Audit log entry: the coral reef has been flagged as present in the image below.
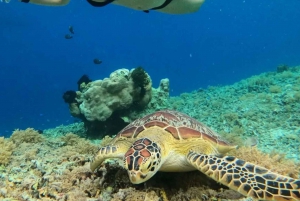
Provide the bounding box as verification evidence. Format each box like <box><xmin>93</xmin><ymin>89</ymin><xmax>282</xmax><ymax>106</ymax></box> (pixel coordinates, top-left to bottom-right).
<box><xmin>43</xmin><ymin>122</ymin><xmax>86</xmax><ymax>138</ymax></box>
<box><xmin>77</xmin><ymin>74</ymin><xmax>92</xmax><ymax>91</ymax></box>
<box><xmin>130</xmin><ymin>66</ymin><xmax>151</xmax><ymax>98</ymax></box>
<box><xmin>59</xmin><ymin>133</ymin><xmax>98</xmax><ymax>154</ymax></box>
<box><xmin>231</xmin><ymin>146</ymin><xmax>299</xmax><ymax>178</ymax></box>
<box><xmin>0</xmin><ymin>137</ymin><xmax>15</xmax><ymax>166</ymax></box>
<box><xmin>62</xmin><ymin>90</ymin><xmax>77</xmax><ymax>104</ymax></box>
<box><xmin>277</xmin><ymin>64</ymin><xmax>289</xmax><ymax>73</ymax></box>
<box><xmin>0</xmin><ymin>129</ymin><xmax>298</xmax><ymax>200</ymax></box>
<box><xmin>10</xmin><ymin>128</ymin><xmax>44</xmax><ymax>146</ymax></box>
<box><xmin>76</xmin><ymin>68</ymin><xmax>152</xmax><ymax>122</ymax></box>
<box><xmin>62</xmin><ymin>68</ymin><xmax>170</xmax><ymax>138</ymax></box>
<box><xmin>62</xmin><ymin>68</ymin><xmax>153</xmax><ymax>138</ymax></box>
<box><xmin>0</xmin><ymin>130</ymin><xmax>104</xmax><ymax>200</ymax></box>
<box><xmin>2</xmin><ymin>65</ymin><xmax>300</xmax><ymax>200</ymax></box>
<box><xmin>123</xmin><ymin>78</ymin><xmax>171</xmax><ymax>122</ymax></box>
<box><xmin>169</xmin><ymin>65</ymin><xmax>300</xmax><ymax>162</ymax></box>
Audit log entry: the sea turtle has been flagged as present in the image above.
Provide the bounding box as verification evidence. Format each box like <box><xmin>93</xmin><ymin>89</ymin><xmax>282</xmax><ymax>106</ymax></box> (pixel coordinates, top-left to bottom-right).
<box><xmin>90</xmin><ymin>110</ymin><xmax>300</xmax><ymax>201</ymax></box>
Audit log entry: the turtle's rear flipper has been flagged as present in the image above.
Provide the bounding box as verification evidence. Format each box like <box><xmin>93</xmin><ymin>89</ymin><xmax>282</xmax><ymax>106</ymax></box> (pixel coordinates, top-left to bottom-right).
<box><xmin>187</xmin><ymin>151</ymin><xmax>300</xmax><ymax>201</ymax></box>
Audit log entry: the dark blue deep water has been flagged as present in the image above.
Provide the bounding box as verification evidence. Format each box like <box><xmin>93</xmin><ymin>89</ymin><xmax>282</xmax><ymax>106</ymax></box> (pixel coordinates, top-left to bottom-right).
<box><xmin>1</xmin><ymin>0</ymin><xmax>300</xmax><ymax>136</ymax></box>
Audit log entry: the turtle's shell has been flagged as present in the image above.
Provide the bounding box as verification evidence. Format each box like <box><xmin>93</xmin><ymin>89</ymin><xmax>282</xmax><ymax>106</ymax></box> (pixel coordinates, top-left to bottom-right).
<box><xmin>117</xmin><ymin>110</ymin><xmax>230</xmax><ymax>146</ymax></box>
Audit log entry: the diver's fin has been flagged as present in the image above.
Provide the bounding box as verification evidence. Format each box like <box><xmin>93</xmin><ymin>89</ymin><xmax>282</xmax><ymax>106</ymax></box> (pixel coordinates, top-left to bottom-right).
<box><xmin>87</xmin><ymin>0</ymin><xmax>114</xmax><ymax>7</ymax></box>
<box><xmin>150</xmin><ymin>0</ymin><xmax>173</xmax><ymax>11</ymax></box>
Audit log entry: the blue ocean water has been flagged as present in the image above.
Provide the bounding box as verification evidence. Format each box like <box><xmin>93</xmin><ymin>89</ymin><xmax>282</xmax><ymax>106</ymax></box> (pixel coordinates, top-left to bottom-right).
<box><xmin>0</xmin><ymin>0</ymin><xmax>300</xmax><ymax>137</ymax></box>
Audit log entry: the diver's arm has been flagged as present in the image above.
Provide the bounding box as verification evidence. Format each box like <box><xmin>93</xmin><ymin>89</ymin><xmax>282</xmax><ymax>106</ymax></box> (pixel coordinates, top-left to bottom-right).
<box><xmin>20</xmin><ymin>0</ymin><xmax>70</xmax><ymax>6</ymax></box>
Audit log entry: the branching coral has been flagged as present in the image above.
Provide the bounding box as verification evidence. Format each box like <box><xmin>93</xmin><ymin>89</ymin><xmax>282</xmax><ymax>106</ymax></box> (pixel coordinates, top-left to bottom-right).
<box><xmin>60</xmin><ymin>133</ymin><xmax>98</xmax><ymax>154</ymax></box>
<box><xmin>0</xmin><ymin>137</ymin><xmax>16</xmax><ymax>165</ymax></box>
<box><xmin>230</xmin><ymin>146</ymin><xmax>300</xmax><ymax>178</ymax></box>
<box><xmin>60</xmin><ymin>133</ymin><xmax>82</xmax><ymax>146</ymax></box>
<box><xmin>10</xmin><ymin>128</ymin><xmax>44</xmax><ymax>146</ymax></box>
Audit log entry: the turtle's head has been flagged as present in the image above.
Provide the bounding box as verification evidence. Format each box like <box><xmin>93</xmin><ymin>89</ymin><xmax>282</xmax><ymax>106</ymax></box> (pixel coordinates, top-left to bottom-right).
<box><xmin>124</xmin><ymin>138</ymin><xmax>162</xmax><ymax>184</ymax></box>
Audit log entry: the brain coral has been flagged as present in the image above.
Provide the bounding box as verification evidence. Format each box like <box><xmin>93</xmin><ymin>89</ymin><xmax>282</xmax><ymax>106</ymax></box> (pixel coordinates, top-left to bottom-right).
<box><xmin>75</xmin><ymin>68</ymin><xmax>152</xmax><ymax>121</ymax></box>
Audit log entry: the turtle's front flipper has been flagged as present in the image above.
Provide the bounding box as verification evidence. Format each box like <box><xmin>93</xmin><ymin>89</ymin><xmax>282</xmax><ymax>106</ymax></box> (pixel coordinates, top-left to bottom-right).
<box><xmin>90</xmin><ymin>145</ymin><xmax>123</xmax><ymax>172</ymax></box>
<box><xmin>187</xmin><ymin>151</ymin><xmax>300</xmax><ymax>201</ymax></box>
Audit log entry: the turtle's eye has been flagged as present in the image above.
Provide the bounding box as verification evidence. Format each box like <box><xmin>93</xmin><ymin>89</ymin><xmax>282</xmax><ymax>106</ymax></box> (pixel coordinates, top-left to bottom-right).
<box><xmin>140</xmin><ymin>158</ymin><xmax>152</xmax><ymax>173</ymax></box>
<box><xmin>147</xmin><ymin>162</ymin><xmax>152</xmax><ymax>169</ymax></box>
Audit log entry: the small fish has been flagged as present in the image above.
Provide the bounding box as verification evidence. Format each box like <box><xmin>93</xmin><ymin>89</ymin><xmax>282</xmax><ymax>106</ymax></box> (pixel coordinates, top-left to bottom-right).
<box><xmin>65</xmin><ymin>34</ymin><xmax>73</xmax><ymax>39</ymax></box>
<box><xmin>93</xmin><ymin>58</ymin><xmax>102</xmax><ymax>64</ymax></box>
<box><xmin>69</xmin><ymin>26</ymin><xmax>74</xmax><ymax>34</ymax></box>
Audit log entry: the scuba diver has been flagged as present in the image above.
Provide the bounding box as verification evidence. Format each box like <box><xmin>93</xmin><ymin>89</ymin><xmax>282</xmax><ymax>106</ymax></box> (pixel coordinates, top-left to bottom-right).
<box><xmin>19</xmin><ymin>0</ymin><xmax>205</xmax><ymax>14</ymax></box>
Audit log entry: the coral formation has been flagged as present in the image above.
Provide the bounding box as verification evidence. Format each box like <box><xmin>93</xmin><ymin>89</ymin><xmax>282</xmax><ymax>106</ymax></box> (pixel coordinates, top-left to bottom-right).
<box><xmin>2</xmin><ymin>65</ymin><xmax>300</xmax><ymax>200</ymax></box>
<box><xmin>10</xmin><ymin>128</ymin><xmax>44</xmax><ymax>146</ymax></box>
<box><xmin>1</xmin><ymin>128</ymin><xmax>298</xmax><ymax>200</ymax></box>
<box><xmin>0</xmin><ymin>134</ymin><xmax>99</xmax><ymax>200</ymax></box>
<box><xmin>0</xmin><ymin>137</ymin><xmax>15</xmax><ymax>165</ymax></box>
<box><xmin>62</xmin><ymin>68</ymin><xmax>154</xmax><ymax>128</ymax></box>
<box><xmin>59</xmin><ymin>133</ymin><xmax>98</xmax><ymax>154</ymax></box>
<box><xmin>62</xmin><ymin>90</ymin><xmax>77</xmax><ymax>104</ymax></box>
<box><xmin>130</xmin><ymin>66</ymin><xmax>150</xmax><ymax>98</ymax></box>
<box><xmin>277</xmin><ymin>64</ymin><xmax>289</xmax><ymax>73</ymax></box>
<box><xmin>231</xmin><ymin>146</ymin><xmax>299</xmax><ymax>178</ymax></box>
<box><xmin>77</xmin><ymin>74</ymin><xmax>92</xmax><ymax>90</ymax></box>
<box><xmin>43</xmin><ymin>122</ymin><xmax>86</xmax><ymax>138</ymax></box>
<box><xmin>123</xmin><ymin>78</ymin><xmax>170</xmax><ymax>122</ymax></box>
<box><xmin>169</xmin><ymin>65</ymin><xmax>300</xmax><ymax>162</ymax></box>
<box><xmin>269</xmin><ymin>85</ymin><xmax>282</xmax><ymax>93</ymax></box>
<box><xmin>75</xmin><ymin>68</ymin><xmax>152</xmax><ymax>122</ymax></box>
<box><xmin>62</xmin><ymin>68</ymin><xmax>170</xmax><ymax>138</ymax></box>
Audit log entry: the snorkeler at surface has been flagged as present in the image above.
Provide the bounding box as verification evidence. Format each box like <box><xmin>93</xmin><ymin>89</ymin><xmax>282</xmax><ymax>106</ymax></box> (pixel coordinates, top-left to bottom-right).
<box><xmin>19</xmin><ymin>0</ymin><xmax>205</xmax><ymax>14</ymax></box>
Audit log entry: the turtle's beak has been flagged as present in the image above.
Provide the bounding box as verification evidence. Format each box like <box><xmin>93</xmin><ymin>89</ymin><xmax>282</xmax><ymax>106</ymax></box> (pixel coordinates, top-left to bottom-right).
<box><xmin>128</xmin><ymin>171</ymin><xmax>147</xmax><ymax>184</ymax></box>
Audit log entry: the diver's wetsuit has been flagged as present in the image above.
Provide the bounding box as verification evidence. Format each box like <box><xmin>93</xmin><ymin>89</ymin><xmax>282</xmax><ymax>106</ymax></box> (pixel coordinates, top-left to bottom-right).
<box><xmin>20</xmin><ymin>0</ymin><xmax>173</xmax><ymax>13</ymax></box>
<box><xmin>86</xmin><ymin>0</ymin><xmax>114</xmax><ymax>7</ymax></box>
<box><xmin>86</xmin><ymin>0</ymin><xmax>173</xmax><ymax>13</ymax></box>
<box><xmin>20</xmin><ymin>0</ymin><xmax>204</xmax><ymax>14</ymax></box>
